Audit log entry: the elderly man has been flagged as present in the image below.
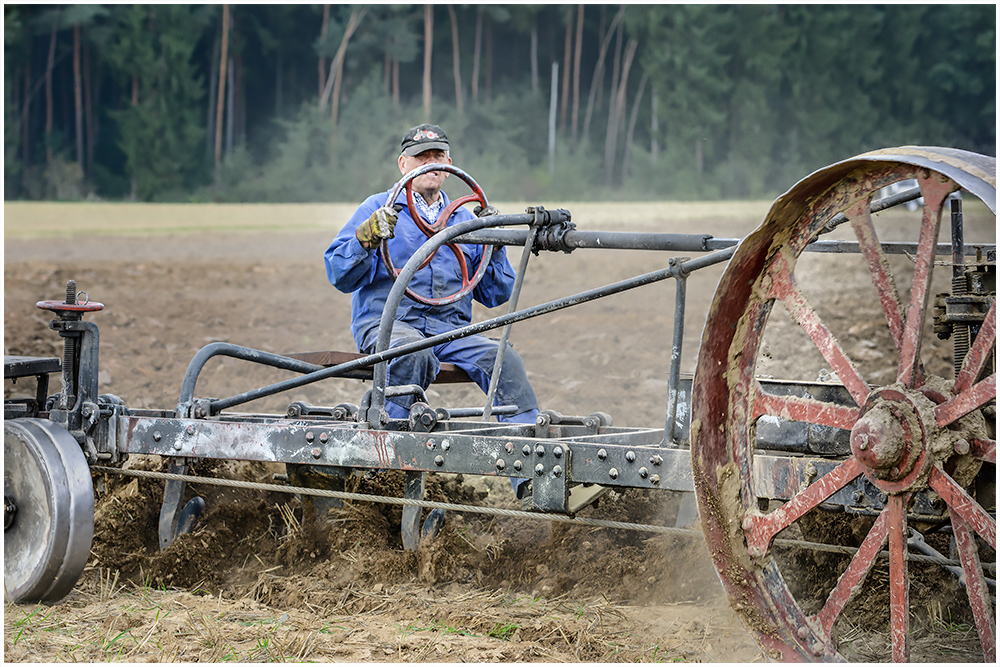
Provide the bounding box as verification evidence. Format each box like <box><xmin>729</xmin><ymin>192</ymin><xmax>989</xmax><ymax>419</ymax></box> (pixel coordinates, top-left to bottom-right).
<box><xmin>324</xmin><ymin>124</ymin><xmax>538</xmax><ymax>495</ymax></box>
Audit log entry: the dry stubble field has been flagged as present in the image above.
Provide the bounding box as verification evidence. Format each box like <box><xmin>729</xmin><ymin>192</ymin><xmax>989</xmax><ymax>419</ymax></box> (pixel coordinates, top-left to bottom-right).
<box><xmin>3</xmin><ymin>195</ymin><xmax>992</xmax><ymax>662</ymax></box>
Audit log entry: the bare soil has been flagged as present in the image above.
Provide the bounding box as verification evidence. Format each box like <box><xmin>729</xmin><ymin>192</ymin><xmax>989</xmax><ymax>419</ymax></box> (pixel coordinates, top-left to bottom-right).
<box><xmin>3</xmin><ymin>199</ymin><xmax>992</xmax><ymax>662</ymax></box>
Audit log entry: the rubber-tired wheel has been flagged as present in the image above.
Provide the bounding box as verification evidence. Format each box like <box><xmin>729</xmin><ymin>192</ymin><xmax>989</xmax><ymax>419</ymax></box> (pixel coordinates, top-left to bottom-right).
<box><xmin>4</xmin><ymin>418</ymin><xmax>94</xmax><ymax>603</ymax></box>
<box><xmin>691</xmin><ymin>147</ymin><xmax>996</xmax><ymax>662</ymax></box>
<box><xmin>380</xmin><ymin>163</ymin><xmax>494</xmax><ymax>306</ymax></box>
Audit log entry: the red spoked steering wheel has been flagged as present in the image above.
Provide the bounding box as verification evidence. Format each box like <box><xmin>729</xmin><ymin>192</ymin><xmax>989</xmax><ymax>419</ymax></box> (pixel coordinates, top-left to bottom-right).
<box><xmin>379</xmin><ymin>163</ymin><xmax>494</xmax><ymax>306</ymax></box>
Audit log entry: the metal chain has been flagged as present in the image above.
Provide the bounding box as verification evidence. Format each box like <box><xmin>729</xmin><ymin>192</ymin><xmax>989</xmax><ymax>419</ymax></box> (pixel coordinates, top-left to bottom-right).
<box><xmin>91</xmin><ymin>466</ymin><xmax>995</xmax><ymax>575</ymax></box>
<box><xmin>91</xmin><ymin>466</ymin><xmax>699</xmax><ymax>537</ymax></box>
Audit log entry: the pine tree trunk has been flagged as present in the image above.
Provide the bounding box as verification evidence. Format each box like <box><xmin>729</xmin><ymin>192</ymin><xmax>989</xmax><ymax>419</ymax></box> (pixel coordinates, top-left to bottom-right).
<box><xmin>83</xmin><ymin>30</ymin><xmax>95</xmax><ymax>180</ymax></box>
<box><xmin>471</xmin><ymin>8</ymin><xmax>482</xmax><ymax>102</ymax></box>
<box><xmin>485</xmin><ymin>16</ymin><xmax>493</xmax><ymax>100</ymax></box>
<box><xmin>226</xmin><ymin>57</ymin><xmax>235</xmax><ymax>158</ymax></box>
<box><xmin>559</xmin><ymin>14</ymin><xmax>572</xmax><ymax>133</ymax></box>
<box><xmin>73</xmin><ymin>24</ymin><xmax>84</xmax><ymax>172</ymax></box>
<box><xmin>22</xmin><ymin>58</ymin><xmax>31</xmax><ymax>176</ymax></box>
<box><xmin>448</xmin><ymin>5</ymin><xmax>463</xmax><ymax>114</ymax></box>
<box><xmin>530</xmin><ymin>27</ymin><xmax>538</xmax><ymax>94</ymax></box>
<box><xmin>321</xmin><ymin>8</ymin><xmax>365</xmax><ymax>121</ymax></box>
<box><xmin>392</xmin><ymin>58</ymin><xmax>400</xmax><ymax>106</ymax></box>
<box><xmin>319</xmin><ymin>4</ymin><xmax>330</xmax><ymax>98</ymax></box>
<box><xmin>570</xmin><ymin>4</ymin><xmax>584</xmax><ymax>146</ymax></box>
<box><xmin>215</xmin><ymin>4</ymin><xmax>230</xmax><ymax>178</ymax></box>
<box><xmin>423</xmin><ymin>4</ymin><xmax>433</xmax><ymax>121</ymax></box>
<box><xmin>206</xmin><ymin>52</ymin><xmax>217</xmax><ymax>159</ymax></box>
<box><xmin>45</xmin><ymin>18</ymin><xmax>57</xmax><ymax>166</ymax></box>
<box><xmin>650</xmin><ymin>88</ymin><xmax>659</xmax><ymax>166</ymax></box>
<box><xmin>275</xmin><ymin>51</ymin><xmax>282</xmax><ymax>117</ymax></box>
<box><xmin>622</xmin><ymin>71</ymin><xmax>648</xmax><ymax>182</ymax></box>
<box><xmin>604</xmin><ymin>38</ymin><xmax>637</xmax><ymax>187</ymax></box>
<box><xmin>582</xmin><ymin>7</ymin><xmax>623</xmax><ymax>147</ymax></box>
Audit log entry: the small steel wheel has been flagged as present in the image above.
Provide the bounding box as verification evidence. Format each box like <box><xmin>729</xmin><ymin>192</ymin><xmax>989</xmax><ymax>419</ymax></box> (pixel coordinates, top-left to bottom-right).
<box><xmin>4</xmin><ymin>418</ymin><xmax>94</xmax><ymax>603</ymax></box>
<box><xmin>691</xmin><ymin>147</ymin><xmax>995</xmax><ymax>661</ymax></box>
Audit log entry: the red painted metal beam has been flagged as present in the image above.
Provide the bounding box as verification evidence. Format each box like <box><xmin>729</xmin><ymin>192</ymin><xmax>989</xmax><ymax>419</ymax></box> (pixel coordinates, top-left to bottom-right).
<box><xmin>752</xmin><ymin>383</ymin><xmax>860</xmax><ymax>429</ymax></box>
<box><xmin>744</xmin><ymin>457</ymin><xmax>863</xmax><ymax>557</ymax></box>
<box><xmin>928</xmin><ymin>466</ymin><xmax>997</xmax><ymax>550</ymax></box>
<box><xmin>813</xmin><ymin>508</ymin><xmax>891</xmax><ymax>636</ymax></box>
<box><xmin>934</xmin><ymin>374</ymin><xmax>996</xmax><ymax>427</ymax></box>
<box><xmin>953</xmin><ymin>299</ymin><xmax>996</xmax><ymax>395</ymax></box>
<box><xmin>971</xmin><ymin>438</ymin><xmax>996</xmax><ymax>464</ymax></box>
<box><xmin>887</xmin><ymin>495</ymin><xmax>910</xmax><ymax>663</ymax></box>
<box><xmin>953</xmin><ymin>513</ymin><xmax>997</xmax><ymax>662</ymax></box>
<box><xmin>849</xmin><ymin>203</ymin><xmax>907</xmax><ymax>356</ymax></box>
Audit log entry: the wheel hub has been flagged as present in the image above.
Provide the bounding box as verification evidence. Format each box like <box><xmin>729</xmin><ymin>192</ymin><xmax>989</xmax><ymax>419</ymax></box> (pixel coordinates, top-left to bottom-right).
<box><xmin>851</xmin><ymin>388</ymin><xmax>925</xmax><ymax>484</ymax></box>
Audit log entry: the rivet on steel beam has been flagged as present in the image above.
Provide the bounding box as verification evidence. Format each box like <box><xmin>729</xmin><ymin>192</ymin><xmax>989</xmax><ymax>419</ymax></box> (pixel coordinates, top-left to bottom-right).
<box><xmin>597</xmin><ymin>448</ymin><xmax>607</xmax><ymax>461</ymax></box>
<box><xmin>496</xmin><ymin>459</ymin><xmax>506</xmax><ymax>471</ymax></box>
<box><xmin>650</xmin><ymin>455</ymin><xmax>663</xmax><ymax>466</ymax></box>
<box><xmin>305</xmin><ymin>431</ymin><xmax>315</xmax><ymax>443</ymax></box>
<box><xmin>608</xmin><ymin>468</ymin><xmax>619</xmax><ymax>480</ymax></box>
<box><xmin>173</xmin><ymin>439</ymin><xmax>182</xmax><ymax>451</ymax></box>
<box><xmin>553</xmin><ymin>446</ymin><xmax>563</xmax><ymax>458</ymax></box>
<box><xmin>185</xmin><ymin>424</ymin><xmax>195</xmax><ymax>436</ymax></box>
<box><xmin>534</xmin><ymin>463</ymin><xmax>544</xmax><ymax>476</ymax></box>
<box><xmin>650</xmin><ymin>474</ymin><xmax>660</xmax><ymax>485</ymax></box>
<box><xmin>434</xmin><ymin>455</ymin><xmax>444</xmax><ymax>467</ymax></box>
<box><xmin>638</xmin><ymin>467</ymin><xmax>648</xmax><ymax>479</ymax></box>
<box><xmin>505</xmin><ymin>442</ymin><xmax>514</xmax><ymax>454</ymax></box>
<box><xmin>311</xmin><ymin>448</ymin><xmax>322</xmax><ymax>459</ymax></box>
<box><xmin>625</xmin><ymin>451</ymin><xmax>636</xmax><ymax>463</ymax></box>
<box><xmin>535</xmin><ymin>444</ymin><xmax>545</xmax><ymax>456</ymax></box>
<box><xmin>426</xmin><ymin>439</ymin><xmax>435</xmax><ymax>450</ymax></box>
<box><xmin>522</xmin><ymin>444</ymin><xmax>532</xmax><ymax>457</ymax></box>
<box><xmin>552</xmin><ymin>465</ymin><xmax>562</xmax><ymax>477</ymax></box>
<box><xmin>153</xmin><ymin>431</ymin><xmax>162</xmax><ymax>442</ymax></box>
<box><xmin>513</xmin><ymin>460</ymin><xmax>523</xmax><ymax>472</ymax></box>
<box><xmin>319</xmin><ymin>432</ymin><xmax>329</xmax><ymax>444</ymax></box>
<box><xmin>441</xmin><ymin>439</ymin><xmax>451</xmax><ymax>451</ymax></box>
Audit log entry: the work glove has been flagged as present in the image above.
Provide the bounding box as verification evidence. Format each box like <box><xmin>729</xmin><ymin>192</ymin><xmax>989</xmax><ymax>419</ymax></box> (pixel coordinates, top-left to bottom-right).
<box><xmin>474</xmin><ymin>204</ymin><xmax>499</xmax><ymax>217</ymax></box>
<box><xmin>355</xmin><ymin>205</ymin><xmax>398</xmax><ymax>248</ymax></box>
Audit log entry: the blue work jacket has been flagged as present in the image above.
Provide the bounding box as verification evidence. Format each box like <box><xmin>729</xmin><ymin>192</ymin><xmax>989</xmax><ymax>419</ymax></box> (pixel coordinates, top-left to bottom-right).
<box><xmin>324</xmin><ymin>188</ymin><xmax>517</xmax><ymax>350</ymax></box>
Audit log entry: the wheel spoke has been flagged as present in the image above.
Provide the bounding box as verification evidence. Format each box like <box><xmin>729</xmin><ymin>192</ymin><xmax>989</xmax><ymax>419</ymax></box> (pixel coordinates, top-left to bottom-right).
<box><xmin>896</xmin><ymin>178</ymin><xmax>953</xmax><ymax>388</ymax></box>
<box><xmin>813</xmin><ymin>508</ymin><xmax>891</xmax><ymax>636</ymax></box>
<box><xmin>952</xmin><ymin>513</ymin><xmax>997</xmax><ymax>662</ymax></box>
<box><xmin>934</xmin><ymin>374</ymin><xmax>996</xmax><ymax>427</ymax></box>
<box><xmin>886</xmin><ymin>494</ymin><xmax>910</xmax><ymax>662</ymax></box>
<box><xmin>766</xmin><ymin>254</ymin><xmax>871</xmax><ymax>406</ymax></box>
<box><xmin>848</xmin><ymin>202</ymin><xmax>907</xmax><ymax>354</ymax></box>
<box><xmin>954</xmin><ymin>299</ymin><xmax>996</xmax><ymax>395</ymax></box>
<box><xmin>744</xmin><ymin>457</ymin><xmax>863</xmax><ymax>557</ymax></box>
<box><xmin>970</xmin><ymin>438</ymin><xmax>996</xmax><ymax>464</ymax></box>
<box><xmin>928</xmin><ymin>466</ymin><xmax>997</xmax><ymax>549</ymax></box>
<box><xmin>752</xmin><ymin>382</ymin><xmax>860</xmax><ymax>429</ymax></box>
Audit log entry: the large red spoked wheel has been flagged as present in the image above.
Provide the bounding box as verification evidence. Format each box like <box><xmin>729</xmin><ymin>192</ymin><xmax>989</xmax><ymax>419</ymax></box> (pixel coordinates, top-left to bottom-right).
<box><xmin>380</xmin><ymin>163</ymin><xmax>494</xmax><ymax>306</ymax></box>
<box><xmin>691</xmin><ymin>147</ymin><xmax>996</xmax><ymax>661</ymax></box>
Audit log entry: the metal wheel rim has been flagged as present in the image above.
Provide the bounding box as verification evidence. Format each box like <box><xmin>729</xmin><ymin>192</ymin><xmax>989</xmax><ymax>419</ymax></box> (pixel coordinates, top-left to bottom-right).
<box><xmin>691</xmin><ymin>147</ymin><xmax>996</xmax><ymax>661</ymax></box>
<box><xmin>4</xmin><ymin>418</ymin><xmax>94</xmax><ymax>603</ymax></box>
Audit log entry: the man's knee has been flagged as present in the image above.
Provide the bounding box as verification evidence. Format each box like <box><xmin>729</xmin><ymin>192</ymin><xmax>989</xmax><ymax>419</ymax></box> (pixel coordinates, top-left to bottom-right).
<box><xmin>388</xmin><ymin>339</ymin><xmax>438</xmax><ymax>388</ymax></box>
<box><xmin>473</xmin><ymin>345</ymin><xmax>538</xmax><ymax>414</ymax></box>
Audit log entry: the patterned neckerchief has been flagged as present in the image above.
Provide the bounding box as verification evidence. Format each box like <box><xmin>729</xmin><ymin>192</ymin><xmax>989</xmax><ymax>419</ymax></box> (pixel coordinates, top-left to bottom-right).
<box><xmin>413</xmin><ymin>191</ymin><xmax>444</xmax><ymax>225</ymax></box>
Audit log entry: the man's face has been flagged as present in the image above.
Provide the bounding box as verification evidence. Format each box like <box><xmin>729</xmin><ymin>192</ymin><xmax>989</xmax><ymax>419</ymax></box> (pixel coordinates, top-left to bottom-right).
<box><xmin>398</xmin><ymin>149</ymin><xmax>451</xmax><ymax>200</ymax></box>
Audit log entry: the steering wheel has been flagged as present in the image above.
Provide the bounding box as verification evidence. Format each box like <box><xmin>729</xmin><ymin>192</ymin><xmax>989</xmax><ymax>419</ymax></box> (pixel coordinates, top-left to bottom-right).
<box><xmin>379</xmin><ymin>163</ymin><xmax>494</xmax><ymax>306</ymax></box>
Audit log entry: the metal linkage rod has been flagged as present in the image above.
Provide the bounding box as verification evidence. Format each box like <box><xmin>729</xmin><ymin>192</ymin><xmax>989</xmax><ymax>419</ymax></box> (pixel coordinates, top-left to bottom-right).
<box><xmin>91</xmin><ymin>466</ymin><xmax>698</xmax><ymax>537</ymax></box>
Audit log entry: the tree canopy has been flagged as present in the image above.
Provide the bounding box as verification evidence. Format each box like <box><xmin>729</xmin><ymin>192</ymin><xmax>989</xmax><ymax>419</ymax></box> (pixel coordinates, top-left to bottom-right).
<box><xmin>4</xmin><ymin>4</ymin><xmax>995</xmax><ymax>203</ymax></box>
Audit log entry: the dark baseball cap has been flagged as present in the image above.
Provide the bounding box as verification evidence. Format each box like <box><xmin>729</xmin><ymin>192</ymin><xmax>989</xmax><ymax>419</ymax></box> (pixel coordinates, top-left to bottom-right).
<box><xmin>400</xmin><ymin>124</ymin><xmax>450</xmax><ymax>156</ymax></box>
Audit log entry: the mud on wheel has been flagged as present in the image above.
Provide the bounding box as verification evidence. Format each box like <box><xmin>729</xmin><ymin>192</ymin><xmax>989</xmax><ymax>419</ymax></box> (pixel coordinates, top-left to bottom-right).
<box><xmin>691</xmin><ymin>147</ymin><xmax>996</xmax><ymax>661</ymax></box>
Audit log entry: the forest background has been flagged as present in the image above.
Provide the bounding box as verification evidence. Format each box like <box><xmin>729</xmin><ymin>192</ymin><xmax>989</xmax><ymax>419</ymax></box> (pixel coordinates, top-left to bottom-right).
<box><xmin>4</xmin><ymin>3</ymin><xmax>996</xmax><ymax>204</ymax></box>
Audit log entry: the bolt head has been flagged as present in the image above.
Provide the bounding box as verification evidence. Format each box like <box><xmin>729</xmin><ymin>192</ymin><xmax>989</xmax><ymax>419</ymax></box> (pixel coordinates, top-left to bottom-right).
<box><xmin>553</xmin><ymin>446</ymin><xmax>563</xmax><ymax>458</ymax></box>
<box><xmin>797</xmin><ymin>626</ymin><xmax>809</xmax><ymax>639</ymax></box>
<box><xmin>650</xmin><ymin>474</ymin><xmax>660</xmax><ymax>485</ymax></box>
<box><xmin>305</xmin><ymin>431</ymin><xmax>315</xmax><ymax>443</ymax></box>
<box><xmin>597</xmin><ymin>448</ymin><xmax>607</xmax><ymax>461</ymax></box>
<box><xmin>552</xmin><ymin>465</ymin><xmax>563</xmax><ymax>477</ymax></box>
<box><xmin>852</xmin><ymin>489</ymin><xmax>865</xmax><ymax>503</ymax></box>
<box><xmin>954</xmin><ymin>439</ymin><xmax>971</xmax><ymax>455</ymax></box>
<box><xmin>319</xmin><ymin>432</ymin><xmax>329</xmax><ymax>444</ymax></box>
<box><xmin>608</xmin><ymin>467</ymin><xmax>619</xmax><ymax>480</ymax></box>
<box><xmin>420</xmin><ymin>413</ymin><xmax>434</xmax><ymax>425</ymax></box>
<box><xmin>495</xmin><ymin>459</ymin><xmax>506</xmax><ymax>471</ymax></box>
<box><xmin>186</xmin><ymin>424</ymin><xmax>196</xmax><ymax>436</ymax></box>
<box><xmin>534</xmin><ymin>463</ymin><xmax>544</xmax><ymax>475</ymax></box>
<box><xmin>522</xmin><ymin>444</ymin><xmax>532</xmax><ymax>457</ymax></box>
<box><xmin>153</xmin><ymin>431</ymin><xmax>162</xmax><ymax>442</ymax></box>
<box><xmin>639</xmin><ymin>467</ymin><xmax>648</xmax><ymax>479</ymax></box>
<box><xmin>513</xmin><ymin>460</ymin><xmax>523</xmax><ymax>472</ymax></box>
<box><xmin>441</xmin><ymin>439</ymin><xmax>451</xmax><ymax>451</ymax></box>
<box><xmin>650</xmin><ymin>455</ymin><xmax>663</xmax><ymax>466</ymax></box>
<box><xmin>535</xmin><ymin>444</ymin><xmax>545</xmax><ymax>456</ymax></box>
<box><xmin>505</xmin><ymin>442</ymin><xmax>514</xmax><ymax>454</ymax></box>
<box><xmin>434</xmin><ymin>455</ymin><xmax>444</xmax><ymax>467</ymax></box>
<box><xmin>625</xmin><ymin>450</ymin><xmax>636</xmax><ymax>463</ymax></box>
<box><xmin>426</xmin><ymin>439</ymin><xmax>435</xmax><ymax>450</ymax></box>
<box><xmin>311</xmin><ymin>447</ymin><xmax>322</xmax><ymax>459</ymax></box>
